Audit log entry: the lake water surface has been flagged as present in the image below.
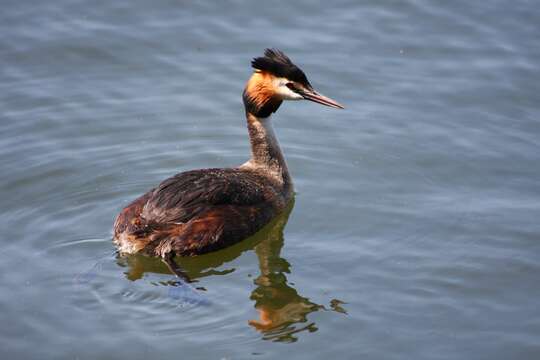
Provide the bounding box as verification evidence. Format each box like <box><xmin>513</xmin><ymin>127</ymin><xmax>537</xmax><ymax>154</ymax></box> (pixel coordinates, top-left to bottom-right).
<box><xmin>1</xmin><ymin>1</ymin><xmax>540</xmax><ymax>359</ymax></box>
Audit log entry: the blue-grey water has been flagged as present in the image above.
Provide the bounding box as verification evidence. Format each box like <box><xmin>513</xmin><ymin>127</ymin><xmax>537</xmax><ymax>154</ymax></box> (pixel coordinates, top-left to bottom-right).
<box><xmin>1</xmin><ymin>1</ymin><xmax>540</xmax><ymax>359</ymax></box>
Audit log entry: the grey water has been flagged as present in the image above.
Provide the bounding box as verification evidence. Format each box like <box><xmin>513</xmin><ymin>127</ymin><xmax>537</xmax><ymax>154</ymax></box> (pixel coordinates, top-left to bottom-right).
<box><xmin>1</xmin><ymin>1</ymin><xmax>540</xmax><ymax>359</ymax></box>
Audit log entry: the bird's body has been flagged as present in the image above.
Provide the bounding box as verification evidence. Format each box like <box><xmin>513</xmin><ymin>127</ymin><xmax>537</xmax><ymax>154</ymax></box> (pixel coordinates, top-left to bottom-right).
<box><xmin>114</xmin><ymin>167</ymin><xmax>287</xmax><ymax>257</ymax></box>
<box><xmin>113</xmin><ymin>49</ymin><xmax>342</xmax><ymax>278</ymax></box>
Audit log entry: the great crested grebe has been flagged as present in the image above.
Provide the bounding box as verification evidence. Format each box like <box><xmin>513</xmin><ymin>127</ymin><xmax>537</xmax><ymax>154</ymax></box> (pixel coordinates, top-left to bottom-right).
<box><xmin>113</xmin><ymin>49</ymin><xmax>343</xmax><ymax>280</ymax></box>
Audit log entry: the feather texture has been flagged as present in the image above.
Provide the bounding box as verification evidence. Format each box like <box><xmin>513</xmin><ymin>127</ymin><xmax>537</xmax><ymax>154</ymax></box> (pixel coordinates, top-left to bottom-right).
<box><xmin>113</xmin><ymin>168</ymin><xmax>287</xmax><ymax>257</ymax></box>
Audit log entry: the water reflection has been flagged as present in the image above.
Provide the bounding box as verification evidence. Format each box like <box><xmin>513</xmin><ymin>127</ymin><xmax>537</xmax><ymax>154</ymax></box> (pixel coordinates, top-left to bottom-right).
<box><xmin>249</xmin><ymin>200</ymin><xmax>340</xmax><ymax>342</ymax></box>
<box><xmin>116</xmin><ymin>198</ymin><xmax>346</xmax><ymax>341</ymax></box>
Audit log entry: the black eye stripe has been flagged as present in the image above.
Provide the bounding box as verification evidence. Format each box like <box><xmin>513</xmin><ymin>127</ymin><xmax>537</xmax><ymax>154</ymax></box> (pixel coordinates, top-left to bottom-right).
<box><xmin>286</xmin><ymin>82</ymin><xmax>306</xmax><ymax>95</ymax></box>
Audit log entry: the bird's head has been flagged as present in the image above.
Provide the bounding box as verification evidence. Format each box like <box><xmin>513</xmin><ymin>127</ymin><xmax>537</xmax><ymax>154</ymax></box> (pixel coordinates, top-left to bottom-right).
<box><xmin>243</xmin><ymin>49</ymin><xmax>344</xmax><ymax>118</ymax></box>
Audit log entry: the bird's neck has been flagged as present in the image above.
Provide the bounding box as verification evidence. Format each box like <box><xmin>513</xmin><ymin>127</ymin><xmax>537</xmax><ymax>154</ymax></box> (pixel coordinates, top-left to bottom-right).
<box><xmin>242</xmin><ymin>112</ymin><xmax>292</xmax><ymax>191</ymax></box>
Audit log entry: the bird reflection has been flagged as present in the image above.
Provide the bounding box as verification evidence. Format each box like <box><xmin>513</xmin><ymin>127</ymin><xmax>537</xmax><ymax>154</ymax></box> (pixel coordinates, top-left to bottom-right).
<box><xmin>116</xmin><ymin>197</ymin><xmax>346</xmax><ymax>342</ymax></box>
<box><xmin>248</xmin><ymin>200</ymin><xmax>333</xmax><ymax>342</ymax></box>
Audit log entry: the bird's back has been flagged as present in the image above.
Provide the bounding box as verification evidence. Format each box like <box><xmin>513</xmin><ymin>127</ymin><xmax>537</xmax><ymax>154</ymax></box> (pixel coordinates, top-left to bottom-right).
<box><xmin>113</xmin><ymin>168</ymin><xmax>288</xmax><ymax>257</ymax></box>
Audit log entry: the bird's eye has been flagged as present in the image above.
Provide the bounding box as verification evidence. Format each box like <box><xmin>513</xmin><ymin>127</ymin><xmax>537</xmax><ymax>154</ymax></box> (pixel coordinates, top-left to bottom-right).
<box><xmin>286</xmin><ymin>82</ymin><xmax>296</xmax><ymax>91</ymax></box>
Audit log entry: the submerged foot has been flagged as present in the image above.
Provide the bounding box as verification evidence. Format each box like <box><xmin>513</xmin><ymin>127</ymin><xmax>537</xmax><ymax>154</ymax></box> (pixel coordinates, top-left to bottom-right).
<box><xmin>162</xmin><ymin>253</ymin><xmax>196</xmax><ymax>283</ymax></box>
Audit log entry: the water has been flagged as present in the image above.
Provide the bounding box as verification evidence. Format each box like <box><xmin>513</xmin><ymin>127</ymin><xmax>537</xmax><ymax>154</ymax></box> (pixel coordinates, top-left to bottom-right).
<box><xmin>1</xmin><ymin>1</ymin><xmax>539</xmax><ymax>359</ymax></box>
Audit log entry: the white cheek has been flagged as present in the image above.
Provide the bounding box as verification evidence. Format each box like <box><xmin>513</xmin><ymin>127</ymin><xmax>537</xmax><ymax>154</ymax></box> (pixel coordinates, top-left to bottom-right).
<box><xmin>273</xmin><ymin>78</ymin><xmax>304</xmax><ymax>101</ymax></box>
<box><xmin>279</xmin><ymin>87</ymin><xmax>303</xmax><ymax>100</ymax></box>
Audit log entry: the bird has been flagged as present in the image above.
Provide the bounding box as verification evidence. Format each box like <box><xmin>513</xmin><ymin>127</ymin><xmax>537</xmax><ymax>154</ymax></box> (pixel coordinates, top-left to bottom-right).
<box><xmin>113</xmin><ymin>49</ymin><xmax>343</xmax><ymax>281</ymax></box>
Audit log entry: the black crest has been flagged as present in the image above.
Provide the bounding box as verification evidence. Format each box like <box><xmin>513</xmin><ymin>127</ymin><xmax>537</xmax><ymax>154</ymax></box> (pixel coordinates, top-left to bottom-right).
<box><xmin>251</xmin><ymin>49</ymin><xmax>312</xmax><ymax>88</ymax></box>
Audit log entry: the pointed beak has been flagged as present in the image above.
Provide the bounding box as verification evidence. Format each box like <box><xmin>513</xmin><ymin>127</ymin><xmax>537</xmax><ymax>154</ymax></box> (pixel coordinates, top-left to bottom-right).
<box><xmin>301</xmin><ymin>88</ymin><xmax>344</xmax><ymax>109</ymax></box>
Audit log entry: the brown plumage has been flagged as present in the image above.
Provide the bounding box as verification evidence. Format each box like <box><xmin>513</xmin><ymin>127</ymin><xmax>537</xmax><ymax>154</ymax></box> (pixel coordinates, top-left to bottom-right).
<box><xmin>113</xmin><ymin>49</ymin><xmax>343</xmax><ymax>279</ymax></box>
<box><xmin>114</xmin><ymin>168</ymin><xmax>287</xmax><ymax>257</ymax></box>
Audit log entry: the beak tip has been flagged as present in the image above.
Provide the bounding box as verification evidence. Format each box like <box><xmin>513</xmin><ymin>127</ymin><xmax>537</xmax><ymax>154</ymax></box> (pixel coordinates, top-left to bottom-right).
<box><xmin>328</xmin><ymin>101</ymin><xmax>345</xmax><ymax>110</ymax></box>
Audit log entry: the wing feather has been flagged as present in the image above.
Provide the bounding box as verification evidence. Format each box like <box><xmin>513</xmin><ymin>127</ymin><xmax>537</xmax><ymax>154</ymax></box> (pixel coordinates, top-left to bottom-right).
<box><xmin>140</xmin><ymin>168</ymin><xmax>270</xmax><ymax>224</ymax></box>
